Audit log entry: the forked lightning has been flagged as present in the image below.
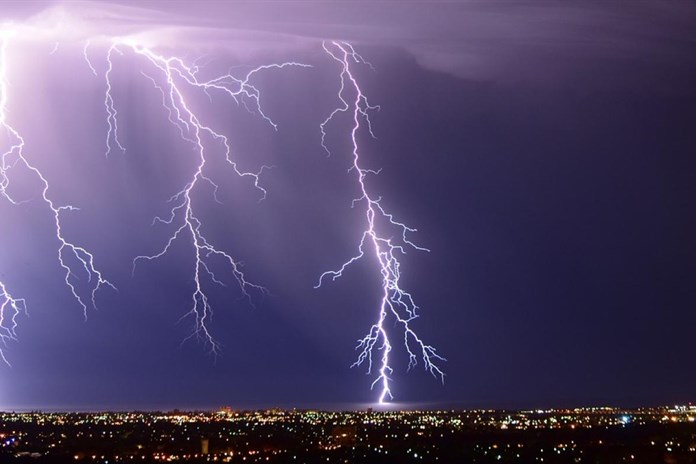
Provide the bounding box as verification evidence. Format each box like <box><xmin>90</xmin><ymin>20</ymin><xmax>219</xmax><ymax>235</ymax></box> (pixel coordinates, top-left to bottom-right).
<box><xmin>0</xmin><ymin>27</ymin><xmax>115</xmax><ymax>365</ymax></box>
<box><xmin>95</xmin><ymin>39</ymin><xmax>309</xmax><ymax>353</ymax></box>
<box><xmin>318</xmin><ymin>41</ymin><xmax>445</xmax><ymax>403</ymax></box>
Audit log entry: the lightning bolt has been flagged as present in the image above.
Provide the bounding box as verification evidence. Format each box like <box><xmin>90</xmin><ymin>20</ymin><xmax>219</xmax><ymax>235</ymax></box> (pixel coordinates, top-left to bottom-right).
<box><xmin>317</xmin><ymin>41</ymin><xmax>445</xmax><ymax>403</ymax></box>
<box><xmin>0</xmin><ymin>280</ymin><xmax>26</xmax><ymax>366</ymax></box>
<box><xmin>0</xmin><ymin>27</ymin><xmax>115</xmax><ymax>365</ymax></box>
<box><xmin>2</xmin><ymin>20</ymin><xmax>444</xmax><ymax>393</ymax></box>
<box><xmin>94</xmin><ymin>39</ymin><xmax>310</xmax><ymax>353</ymax></box>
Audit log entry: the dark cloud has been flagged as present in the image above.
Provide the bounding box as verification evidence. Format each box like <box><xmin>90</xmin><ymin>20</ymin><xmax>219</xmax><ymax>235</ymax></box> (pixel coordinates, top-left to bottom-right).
<box><xmin>0</xmin><ymin>1</ymin><xmax>695</xmax><ymax>409</ymax></box>
<box><xmin>99</xmin><ymin>0</ymin><xmax>696</xmax><ymax>89</ymax></box>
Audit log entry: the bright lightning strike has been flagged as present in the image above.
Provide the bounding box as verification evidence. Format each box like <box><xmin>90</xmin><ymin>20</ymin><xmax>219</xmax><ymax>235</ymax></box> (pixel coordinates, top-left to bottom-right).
<box><xmin>2</xmin><ymin>18</ymin><xmax>446</xmax><ymax>400</ymax></box>
<box><xmin>317</xmin><ymin>41</ymin><xmax>445</xmax><ymax>403</ymax></box>
<box><xmin>0</xmin><ymin>28</ymin><xmax>115</xmax><ymax>365</ymax></box>
<box><xmin>0</xmin><ymin>280</ymin><xmax>26</xmax><ymax>366</ymax></box>
<box><xmin>95</xmin><ymin>39</ymin><xmax>310</xmax><ymax>353</ymax></box>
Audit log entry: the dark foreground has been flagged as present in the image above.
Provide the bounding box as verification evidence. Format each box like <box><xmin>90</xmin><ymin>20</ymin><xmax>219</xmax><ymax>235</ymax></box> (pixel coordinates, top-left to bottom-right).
<box><xmin>1</xmin><ymin>406</ymin><xmax>695</xmax><ymax>463</ymax></box>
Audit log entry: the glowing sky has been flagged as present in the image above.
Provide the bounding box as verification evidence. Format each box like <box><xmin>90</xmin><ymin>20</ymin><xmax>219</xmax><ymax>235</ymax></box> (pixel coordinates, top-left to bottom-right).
<box><xmin>0</xmin><ymin>1</ymin><xmax>695</xmax><ymax>410</ymax></box>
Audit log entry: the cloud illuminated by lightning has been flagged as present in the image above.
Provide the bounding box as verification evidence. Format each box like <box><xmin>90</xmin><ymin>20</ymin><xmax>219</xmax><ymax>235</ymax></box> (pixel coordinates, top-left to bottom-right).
<box><xmin>1</xmin><ymin>7</ymin><xmax>446</xmax><ymax>403</ymax></box>
<box><xmin>317</xmin><ymin>41</ymin><xmax>445</xmax><ymax>403</ymax></box>
<box><xmin>93</xmin><ymin>38</ymin><xmax>310</xmax><ymax>353</ymax></box>
<box><xmin>0</xmin><ymin>26</ymin><xmax>116</xmax><ymax>365</ymax></box>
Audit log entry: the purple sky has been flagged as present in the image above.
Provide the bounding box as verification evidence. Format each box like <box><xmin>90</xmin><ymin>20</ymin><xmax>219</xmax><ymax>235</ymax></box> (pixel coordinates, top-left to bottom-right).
<box><xmin>0</xmin><ymin>1</ymin><xmax>695</xmax><ymax>410</ymax></box>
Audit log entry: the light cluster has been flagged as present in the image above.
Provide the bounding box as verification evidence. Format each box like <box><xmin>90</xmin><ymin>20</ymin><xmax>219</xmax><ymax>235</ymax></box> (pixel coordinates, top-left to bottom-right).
<box><xmin>3</xmin><ymin>406</ymin><xmax>696</xmax><ymax>463</ymax></box>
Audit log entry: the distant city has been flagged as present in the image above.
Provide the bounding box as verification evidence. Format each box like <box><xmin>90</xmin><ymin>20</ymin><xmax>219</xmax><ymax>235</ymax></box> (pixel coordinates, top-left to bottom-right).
<box><xmin>1</xmin><ymin>405</ymin><xmax>695</xmax><ymax>463</ymax></box>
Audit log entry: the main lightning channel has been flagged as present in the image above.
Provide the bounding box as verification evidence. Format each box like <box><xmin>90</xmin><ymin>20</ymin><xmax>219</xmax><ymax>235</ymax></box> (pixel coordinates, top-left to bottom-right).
<box><xmin>317</xmin><ymin>41</ymin><xmax>445</xmax><ymax>403</ymax></box>
<box><xmin>97</xmin><ymin>40</ymin><xmax>310</xmax><ymax>353</ymax></box>
<box><xmin>0</xmin><ymin>30</ymin><xmax>115</xmax><ymax>365</ymax></box>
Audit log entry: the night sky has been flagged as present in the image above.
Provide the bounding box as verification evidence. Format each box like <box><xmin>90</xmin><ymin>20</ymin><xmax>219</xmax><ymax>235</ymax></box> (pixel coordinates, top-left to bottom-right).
<box><xmin>1</xmin><ymin>1</ymin><xmax>695</xmax><ymax>410</ymax></box>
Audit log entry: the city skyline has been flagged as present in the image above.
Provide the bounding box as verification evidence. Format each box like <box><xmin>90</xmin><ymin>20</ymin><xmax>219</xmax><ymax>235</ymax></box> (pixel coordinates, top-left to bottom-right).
<box><xmin>2</xmin><ymin>405</ymin><xmax>696</xmax><ymax>463</ymax></box>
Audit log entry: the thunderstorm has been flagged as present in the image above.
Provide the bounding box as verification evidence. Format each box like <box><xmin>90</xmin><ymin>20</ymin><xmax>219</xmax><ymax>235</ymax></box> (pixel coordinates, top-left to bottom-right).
<box><xmin>0</xmin><ymin>8</ymin><xmax>444</xmax><ymax>403</ymax></box>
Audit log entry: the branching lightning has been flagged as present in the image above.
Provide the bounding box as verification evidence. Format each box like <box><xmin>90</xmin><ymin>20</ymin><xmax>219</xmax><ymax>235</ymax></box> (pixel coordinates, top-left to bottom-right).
<box><xmin>317</xmin><ymin>41</ymin><xmax>445</xmax><ymax>403</ymax></box>
<box><xmin>1</xmin><ymin>17</ymin><xmax>445</xmax><ymax>404</ymax></box>
<box><xmin>0</xmin><ymin>27</ymin><xmax>115</xmax><ymax>365</ymax></box>
<box><xmin>95</xmin><ymin>39</ymin><xmax>310</xmax><ymax>353</ymax></box>
<box><xmin>0</xmin><ymin>280</ymin><xmax>26</xmax><ymax>366</ymax></box>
